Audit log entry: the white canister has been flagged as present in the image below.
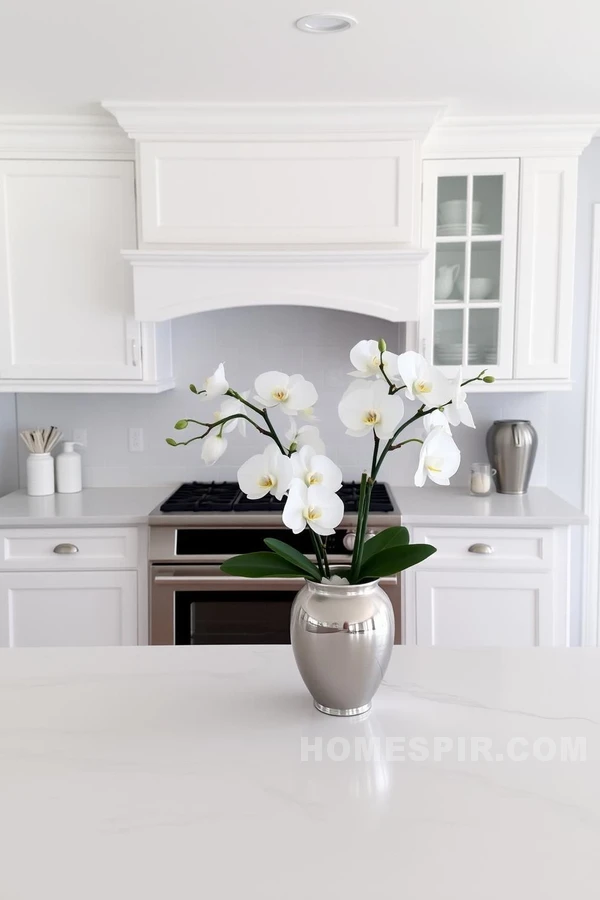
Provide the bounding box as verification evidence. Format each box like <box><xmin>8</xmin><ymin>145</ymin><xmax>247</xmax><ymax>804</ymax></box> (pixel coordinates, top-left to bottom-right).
<box><xmin>26</xmin><ymin>453</ymin><xmax>55</xmax><ymax>496</ymax></box>
<box><xmin>55</xmin><ymin>442</ymin><xmax>83</xmax><ymax>494</ymax></box>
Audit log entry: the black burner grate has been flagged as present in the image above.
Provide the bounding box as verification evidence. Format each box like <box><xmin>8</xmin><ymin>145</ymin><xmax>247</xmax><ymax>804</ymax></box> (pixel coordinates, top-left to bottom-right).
<box><xmin>160</xmin><ymin>481</ymin><xmax>394</xmax><ymax>515</ymax></box>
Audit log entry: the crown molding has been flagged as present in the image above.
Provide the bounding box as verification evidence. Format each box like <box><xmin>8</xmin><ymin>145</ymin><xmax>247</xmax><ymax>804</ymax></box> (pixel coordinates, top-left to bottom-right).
<box><xmin>102</xmin><ymin>101</ymin><xmax>446</xmax><ymax>142</ymax></box>
<box><xmin>122</xmin><ymin>246</ymin><xmax>428</xmax><ymax>323</ymax></box>
<box><xmin>0</xmin><ymin>115</ymin><xmax>134</xmax><ymax>159</ymax></box>
<box><xmin>424</xmin><ymin>115</ymin><xmax>600</xmax><ymax>158</ymax></box>
<box><xmin>123</xmin><ymin>246</ymin><xmax>430</xmax><ymax>266</ymax></box>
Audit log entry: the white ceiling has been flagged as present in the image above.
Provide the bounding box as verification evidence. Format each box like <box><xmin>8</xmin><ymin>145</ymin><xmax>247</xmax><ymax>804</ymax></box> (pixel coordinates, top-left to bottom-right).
<box><xmin>1</xmin><ymin>0</ymin><xmax>599</xmax><ymax>116</ymax></box>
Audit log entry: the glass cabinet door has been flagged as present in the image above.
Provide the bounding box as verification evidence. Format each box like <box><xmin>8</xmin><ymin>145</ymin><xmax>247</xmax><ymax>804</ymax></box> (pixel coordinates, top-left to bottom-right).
<box><xmin>421</xmin><ymin>159</ymin><xmax>519</xmax><ymax>380</ymax></box>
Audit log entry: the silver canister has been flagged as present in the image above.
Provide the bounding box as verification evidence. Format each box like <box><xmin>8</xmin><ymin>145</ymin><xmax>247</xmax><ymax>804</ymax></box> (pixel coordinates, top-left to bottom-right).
<box><xmin>486</xmin><ymin>419</ymin><xmax>538</xmax><ymax>494</ymax></box>
<box><xmin>290</xmin><ymin>578</ymin><xmax>394</xmax><ymax>716</ymax></box>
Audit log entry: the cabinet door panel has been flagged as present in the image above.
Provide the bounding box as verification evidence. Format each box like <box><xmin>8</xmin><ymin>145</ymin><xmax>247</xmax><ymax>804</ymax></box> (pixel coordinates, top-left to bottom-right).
<box><xmin>515</xmin><ymin>157</ymin><xmax>577</xmax><ymax>379</ymax></box>
<box><xmin>0</xmin><ymin>161</ymin><xmax>140</xmax><ymax>381</ymax></box>
<box><xmin>421</xmin><ymin>159</ymin><xmax>519</xmax><ymax>380</ymax></box>
<box><xmin>415</xmin><ymin>571</ymin><xmax>554</xmax><ymax>647</ymax></box>
<box><xmin>0</xmin><ymin>571</ymin><xmax>138</xmax><ymax>647</ymax></box>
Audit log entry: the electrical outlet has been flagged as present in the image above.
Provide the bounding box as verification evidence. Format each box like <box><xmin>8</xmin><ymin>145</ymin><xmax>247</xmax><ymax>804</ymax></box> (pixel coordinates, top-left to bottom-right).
<box><xmin>72</xmin><ymin>428</ymin><xmax>87</xmax><ymax>447</ymax></box>
<box><xmin>128</xmin><ymin>428</ymin><xmax>144</xmax><ymax>453</ymax></box>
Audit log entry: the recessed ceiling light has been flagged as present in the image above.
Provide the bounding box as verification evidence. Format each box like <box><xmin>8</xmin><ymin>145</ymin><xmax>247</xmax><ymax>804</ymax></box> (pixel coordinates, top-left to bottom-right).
<box><xmin>295</xmin><ymin>13</ymin><xmax>357</xmax><ymax>33</ymax></box>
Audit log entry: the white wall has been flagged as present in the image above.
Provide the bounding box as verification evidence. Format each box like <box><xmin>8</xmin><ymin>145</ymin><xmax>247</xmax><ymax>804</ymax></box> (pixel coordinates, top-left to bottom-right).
<box><xmin>15</xmin><ymin>307</ymin><xmax>549</xmax><ymax>489</ymax></box>
<box><xmin>547</xmin><ymin>138</ymin><xmax>600</xmax><ymax>642</ymax></box>
<box><xmin>0</xmin><ymin>394</ymin><xmax>18</xmax><ymax>497</ymax></box>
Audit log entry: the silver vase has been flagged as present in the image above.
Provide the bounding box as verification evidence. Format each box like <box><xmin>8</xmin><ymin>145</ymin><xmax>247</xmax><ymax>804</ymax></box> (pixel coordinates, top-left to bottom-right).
<box><xmin>290</xmin><ymin>578</ymin><xmax>394</xmax><ymax>717</ymax></box>
<box><xmin>486</xmin><ymin>419</ymin><xmax>538</xmax><ymax>494</ymax></box>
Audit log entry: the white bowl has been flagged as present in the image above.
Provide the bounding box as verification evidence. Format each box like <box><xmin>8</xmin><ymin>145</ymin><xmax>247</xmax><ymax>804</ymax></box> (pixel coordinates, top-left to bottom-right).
<box><xmin>439</xmin><ymin>200</ymin><xmax>483</xmax><ymax>226</ymax></box>
<box><xmin>469</xmin><ymin>277</ymin><xmax>493</xmax><ymax>299</ymax></box>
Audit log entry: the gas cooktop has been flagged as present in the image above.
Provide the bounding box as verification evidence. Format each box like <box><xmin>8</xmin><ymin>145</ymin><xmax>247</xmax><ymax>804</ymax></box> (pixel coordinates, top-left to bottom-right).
<box><xmin>159</xmin><ymin>481</ymin><xmax>395</xmax><ymax>515</ymax></box>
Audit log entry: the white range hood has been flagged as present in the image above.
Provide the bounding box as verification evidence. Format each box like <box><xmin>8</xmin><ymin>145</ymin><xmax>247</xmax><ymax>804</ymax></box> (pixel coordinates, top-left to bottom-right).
<box><xmin>104</xmin><ymin>102</ymin><xmax>443</xmax><ymax>323</ymax></box>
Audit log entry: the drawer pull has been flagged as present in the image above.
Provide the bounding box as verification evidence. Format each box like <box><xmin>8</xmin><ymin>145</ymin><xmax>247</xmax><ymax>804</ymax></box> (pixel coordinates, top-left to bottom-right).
<box><xmin>468</xmin><ymin>543</ymin><xmax>494</xmax><ymax>555</ymax></box>
<box><xmin>53</xmin><ymin>543</ymin><xmax>79</xmax><ymax>555</ymax></box>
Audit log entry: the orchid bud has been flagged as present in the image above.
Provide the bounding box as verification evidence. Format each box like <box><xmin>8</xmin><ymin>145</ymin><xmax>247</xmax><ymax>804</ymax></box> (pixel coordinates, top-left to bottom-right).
<box><xmin>483</xmin><ymin>375</ymin><xmax>495</xmax><ymax>383</ymax></box>
<box><xmin>166</xmin><ymin>438</ymin><xmax>178</xmax><ymax>446</ymax></box>
<box><xmin>189</xmin><ymin>384</ymin><xmax>198</xmax><ymax>394</ymax></box>
<box><xmin>378</xmin><ymin>338</ymin><xmax>387</xmax><ymax>353</ymax></box>
<box><xmin>174</xmin><ymin>419</ymin><xmax>188</xmax><ymax>430</ymax></box>
<box><xmin>289</xmin><ymin>442</ymin><xmax>298</xmax><ymax>453</ymax></box>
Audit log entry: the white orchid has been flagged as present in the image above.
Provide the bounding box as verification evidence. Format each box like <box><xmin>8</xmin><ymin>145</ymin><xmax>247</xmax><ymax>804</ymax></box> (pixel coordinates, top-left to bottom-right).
<box><xmin>201</xmin><ymin>433</ymin><xmax>228</xmax><ymax>466</ymax></box>
<box><xmin>348</xmin><ymin>339</ymin><xmax>399</xmax><ymax>381</ymax></box>
<box><xmin>254</xmin><ymin>371</ymin><xmax>318</xmax><ymax>415</ymax></box>
<box><xmin>422</xmin><ymin>408</ymin><xmax>452</xmax><ymax>435</ymax></box>
<box><xmin>286</xmin><ymin>419</ymin><xmax>326</xmax><ymax>455</ymax></box>
<box><xmin>237</xmin><ymin>445</ymin><xmax>293</xmax><ymax>501</ymax></box>
<box><xmin>198</xmin><ymin>363</ymin><xmax>229</xmax><ymax>400</ymax></box>
<box><xmin>338</xmin><ymin>380</ymin><xmax>404</xmax><ymax>439</ymax></box>
<box><xmin>282</xmin><ymin>478</ymin><xmax>344</xmax><ymax>536</ymax></box>
<box><xmin>213</xmin><ymin>395</ymin><xmax>247</xmax><ymax>436</ymax></box>
<box><xmin>396</xmin><ymin>351</ymin><xmax>453</xmax><ymax>408</ymax></box>
<box><xmin>443</xmin><ymin>367</ymin><xmax>475</xmax><ymax>429</ymax></box>
<box><xmin>414</xmin><ymin>427</ymin><xmax>461</xmax><ymax>487</ymax></box>
<box><xmin>291</xmin><ymin>446</ymin><xmax>342</xmax><ymax>492</ymax></box>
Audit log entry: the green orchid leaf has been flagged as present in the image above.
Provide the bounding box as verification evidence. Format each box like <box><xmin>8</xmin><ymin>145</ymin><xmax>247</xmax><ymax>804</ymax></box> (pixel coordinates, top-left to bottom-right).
<box><xmin>360</xmin><ymin>526</ymin><xmax>410</xmax><ymax>565</ymax></box>
<box><xmin>220</xmin><ymin>551</ymin><xmax>314</xmax><ymax>580</ymax></box>
<box><xmin>360</xmin><ymin>544</ymin><xmax>436</xmax><ymax>578</ymax></box>
<box><xmin>263</xmin><ymin>538</ymin><xmax>322</xmax><ymax>581</ymax></box>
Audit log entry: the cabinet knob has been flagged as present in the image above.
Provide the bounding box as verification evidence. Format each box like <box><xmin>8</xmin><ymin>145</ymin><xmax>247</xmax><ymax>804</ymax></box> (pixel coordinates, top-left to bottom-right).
<box><xmin>468</xmin><ymin>543</ymin><xmax>494</xmax><ymax>555</ymax></box>
<box><xmin>343</xmin><ymin>532</ymin><xmax>356</xmax><ymax>552</ymax></box>
<box><xmin>53</xmin><ymin>543</ymin><xmax>79</xmax><ymax>555</ymax></box>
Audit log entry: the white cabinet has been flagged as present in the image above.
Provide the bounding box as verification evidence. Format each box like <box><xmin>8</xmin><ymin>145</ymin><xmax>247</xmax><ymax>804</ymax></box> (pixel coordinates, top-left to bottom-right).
<box><xmin>419</xmin><ymin>155</ymin><xmax>578</xmax><ymax>390</ymax></box>
<box><xmin>412</xmin><ymin>570</ymin><xmax>554</xmax><ymax>647</ymax></box>
<box><xmin>403</xmin><ymin>525</ymin><xmax>570</xmax><ymax>647</ymax></box>
<box><xmin>0</xmin><ymin>524</ymin><xmax>144</xmax><ymax>647</ymax></box>
<box><xmin>0</xmin><ymin>160</ymin><xmax>173</xmax><ymax>393</ymax></box>
<box><xmin>421</xmin><ymin>159</ymin><xmax>519</xmax><ymax>382</ymax></box>
<box><xmin>0</xmin><ymin>570</ymin><xmax>138</xmax><ymax>647</ymax></box>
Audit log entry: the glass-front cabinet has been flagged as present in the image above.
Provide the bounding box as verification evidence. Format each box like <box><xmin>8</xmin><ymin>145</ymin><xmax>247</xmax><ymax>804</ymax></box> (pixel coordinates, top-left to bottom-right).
<box><xmin>420</xmin><ymin>159</ymin><xmax>519</xmax><ymax>380</ymax></box>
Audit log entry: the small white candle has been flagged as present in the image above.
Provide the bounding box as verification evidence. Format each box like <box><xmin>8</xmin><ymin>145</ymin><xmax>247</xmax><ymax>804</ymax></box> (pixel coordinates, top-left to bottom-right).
<box><xmin>470</xmin><ymin>472</ymin><xmax>491</xmax><ymax>494</ymax></box>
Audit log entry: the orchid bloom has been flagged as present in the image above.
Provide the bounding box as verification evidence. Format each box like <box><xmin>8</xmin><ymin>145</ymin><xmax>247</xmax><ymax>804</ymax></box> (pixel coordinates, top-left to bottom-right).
<box><xmin>285</xmin><ymin>419</ymin><xmax>326</xmax><ymax>455</ymax></box>
<box><xmin>201</xmin><ymin>433</ymin><xmax>228</xmax><ymax>466</ymax></box>
<box><xmin>213</xmin><ymin>395</ymin><xmax>247</xmax><ymax>436</ymax></box>
<box><xmin>396</xmin><ymin>351</ymin><xmax>453</xmax><ymax>408</ymax></box>
<box><xmin>291</xmin><ymin>445</ymin><xmax>342</xmax><ymax>492</ymax></box>
<box><xmin>338</xmin><ymin>380</ymin><xmax>404</xmax><ymax>439</ymax></box>
<box><xmin>348</xmin><ymin>339</ymin><xmax>399</xmax><ymax>381</ymax></box>
<box><xmin>414</xmin><ymin>426</ymin><xmax>461</xmax><ymax>487</ymax></box>
<box><xmin>237</xmin><ymin>445</ymin><xmax>293</xmax><ymax>501</ymax></box>
<box><xmin>254</xmin><ymin>371</ymin><xmax>318</xmax><ymax>415</ymax></box>
<box><xmin>282</xmin><ymin>478</ymin><xmax>344</xmax><ymax>536</ymax></box>
<box><xmin>422</xmin><ymin>408</ymin><xmax>452</xmax><ymax>435</ymax></box>
<box><xmin>199</xmin><ymin>363</ymin><xmax>229</xmax><ymax>400</ymax></box>
<box><xmin>443</xmin><ymin>367</ymin><xmax>475</xmax><ymax>429</ymax></box>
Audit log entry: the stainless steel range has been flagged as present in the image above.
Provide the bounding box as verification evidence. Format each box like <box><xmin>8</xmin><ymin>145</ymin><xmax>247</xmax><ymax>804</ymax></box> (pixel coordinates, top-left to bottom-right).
<box><xmin>148</xmin><ymin>482</ymin><xmax>401</xmax><ymax>645</ymax></box>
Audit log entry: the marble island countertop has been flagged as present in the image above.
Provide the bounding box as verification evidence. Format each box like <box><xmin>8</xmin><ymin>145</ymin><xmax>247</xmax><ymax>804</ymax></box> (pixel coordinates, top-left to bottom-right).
<box><xmin>0</xmin><ymin>645</ymin><xmax>599</xmax><ymax>899</ymax></box>
<box><xmin>0</xmin><ymin>484</ymin><xmax>586</xmax><ymax>526</ymax></box>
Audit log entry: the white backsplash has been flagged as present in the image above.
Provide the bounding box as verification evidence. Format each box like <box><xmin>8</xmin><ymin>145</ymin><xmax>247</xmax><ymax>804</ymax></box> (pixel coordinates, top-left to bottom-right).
<box><xmin>14</xmin><ymin>306</ymin><xmax>548</xmax><ymax>489</ymax></box>
<box><xmin>0</xmin><ymin>394</ymin><xmax>18</xmax><ymax>496</ymax></box>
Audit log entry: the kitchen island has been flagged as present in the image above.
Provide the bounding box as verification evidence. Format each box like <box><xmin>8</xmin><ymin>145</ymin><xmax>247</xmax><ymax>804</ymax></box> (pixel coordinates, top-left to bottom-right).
<box><xmin>1</xmin><ymin>645</ymin><xmax>598</xmax><ymax>898</ymax></box>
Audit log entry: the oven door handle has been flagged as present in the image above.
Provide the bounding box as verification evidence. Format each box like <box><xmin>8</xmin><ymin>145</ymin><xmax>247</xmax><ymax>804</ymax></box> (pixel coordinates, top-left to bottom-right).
<box><xmin>153</xmin><ymin>574</ymin><xmax>398</xmax><ymax>587</ymax></box>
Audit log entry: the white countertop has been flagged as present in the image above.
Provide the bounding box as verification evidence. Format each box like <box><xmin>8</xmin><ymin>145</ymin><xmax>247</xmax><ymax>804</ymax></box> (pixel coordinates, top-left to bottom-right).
<box><xmin>0</xmin><ymin>484</ymin><xmax>586</xmax><ymax>527</ymax></box>
<box><xmin>0</xmin><ymin>486</ymin><xmax>172</xmax><ymax>526</ymax></box>
<box><xmin>0</xmin><ymin>645</ymin><xmax>598</xmax><ymax>899</ymax></box>
<box><xmin>389</xmin><ymin>485</ymin><xmax>587</xmax><ymax>525</ymax></box>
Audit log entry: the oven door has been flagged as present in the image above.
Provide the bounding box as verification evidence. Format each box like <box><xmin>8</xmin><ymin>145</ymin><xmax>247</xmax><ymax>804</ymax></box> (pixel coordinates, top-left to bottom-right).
<box><xmin>151</xmin><ymin>566</ymin><xmax>305</xmax><ymax>645</ymax></box>
<box><xmin>151</xmin><ymin>566</ymin><xmax>401</xmax><ymax>646</ymax></box>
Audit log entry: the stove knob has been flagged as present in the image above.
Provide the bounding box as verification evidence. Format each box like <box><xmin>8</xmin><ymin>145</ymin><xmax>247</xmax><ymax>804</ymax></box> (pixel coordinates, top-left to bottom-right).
<box><xmin>365</xmin><ymin>531</ymin><xmax>376</xmax><ymax>542</ymax></box>
<box><xmin>343</xmin><ymin>532</ymin><xmax>356</xmax><ymax>551</ymax></box>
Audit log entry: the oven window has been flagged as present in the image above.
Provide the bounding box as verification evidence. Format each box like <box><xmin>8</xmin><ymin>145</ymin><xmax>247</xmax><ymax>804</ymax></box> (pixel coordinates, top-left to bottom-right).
<box><xmin>175</xmin><ymin>592</ymin><xmax>294</xmax><ymax>645</ymax></box>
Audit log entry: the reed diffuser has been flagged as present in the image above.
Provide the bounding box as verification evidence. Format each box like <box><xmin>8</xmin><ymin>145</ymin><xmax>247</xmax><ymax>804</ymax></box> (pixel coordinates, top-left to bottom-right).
<box><xmin>20</xmin><ymin>427</ymin><xmax>62</xmax><ymax>496</ymax></box>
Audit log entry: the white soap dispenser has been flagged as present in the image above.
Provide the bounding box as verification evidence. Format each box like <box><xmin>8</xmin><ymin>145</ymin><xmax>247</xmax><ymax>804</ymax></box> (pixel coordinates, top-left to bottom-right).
<box><xmin>55</xmin><ymin>442</ymin><xmax>83</xmax><ymax>494</ymax></box>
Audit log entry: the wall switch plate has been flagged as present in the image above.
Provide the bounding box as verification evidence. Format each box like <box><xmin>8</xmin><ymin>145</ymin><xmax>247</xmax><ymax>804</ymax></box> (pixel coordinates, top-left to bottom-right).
<box><xmin>72</xmin><ymin>428</ymin><xmax>87</xmax><ymax>447</ymax></box>
<box><xmin>128</xmin><ymin>428</ymin><xmax>144</xmax><ymax>453</ymax></box>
